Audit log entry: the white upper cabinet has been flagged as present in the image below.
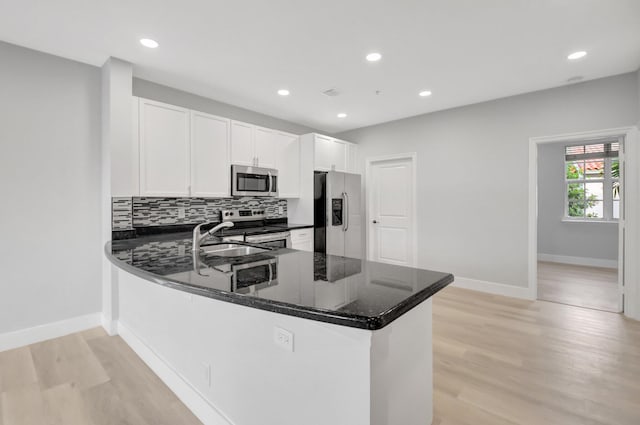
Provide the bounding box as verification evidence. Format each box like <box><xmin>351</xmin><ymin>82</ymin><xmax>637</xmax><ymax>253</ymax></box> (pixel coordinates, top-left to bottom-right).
<box><xmin>347</xmin><ymin>143</ymin><xmax>359</xmax><ymax>174</ymax></box>
<box><xmin>134</xmin><ymin>99</ymin><xmax>313</xmax><ymax>200</ymax></box>
<box><xmin>313</xmin><ymin>134</ymin><xmax>349</xmax><ymax>173</ymax></box>
<box><xmin>231</xmin><ymin>121</ymin><xmax>279</xmax><ymax>168</ymax></box>
<box><xmin>275</xmin><ymin>132</ymin><xmax>300</xmax><ymax>198</ymax></box>
<box><xmin>254</xmin><ymin>126</ymin><xmax>278</xmax><ymax>168</ymax></box>
<box><xmin>190</xmin><ymin>111</ymin><xmax>230</xmax><ymax>197</ymax></box>
<box><xmin>230</xmin><ymin>121</ymin><xmax>255</xmax><ymax>166</ymax></box>
<box><xmin>139</xmin><ymin>99</ymin><xmax>191</xmax><ymax>197</ymax></box>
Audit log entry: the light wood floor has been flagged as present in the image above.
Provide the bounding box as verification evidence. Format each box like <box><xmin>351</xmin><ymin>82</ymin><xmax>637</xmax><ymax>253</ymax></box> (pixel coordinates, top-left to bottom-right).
<box><xmin>538</xmin><ymin>261</ymin><xmax>620</xmax><ymax>312</ymax></box>
<box><xmin>0</xmin><ymin>327</ymin><xmax>201</xmax><ymax>425</ymax></box>
<box><xmin>2</xmin><ymin>287</ymin><xmax>639</xmax><ymax>425</ymax></box>
<box><xmin>432</xmin><ymin>287</ymin><xmax>640</xmax><ymax>425</ymax></box>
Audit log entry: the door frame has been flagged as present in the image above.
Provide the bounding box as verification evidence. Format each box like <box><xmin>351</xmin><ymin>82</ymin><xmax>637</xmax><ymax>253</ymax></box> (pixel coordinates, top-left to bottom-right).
<box><xmin>528</xmin><ymin>126</ymin><xmax>640</xmax><ymax>318</ymax></box>
<box><xmin>365</xmin><ymin>153</ymin><xmax>418</xmax><ymax>267</ymax></box>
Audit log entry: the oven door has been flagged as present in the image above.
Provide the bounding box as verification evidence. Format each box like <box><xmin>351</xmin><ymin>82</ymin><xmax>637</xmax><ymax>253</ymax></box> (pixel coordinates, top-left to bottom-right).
<box><xmin>231</xmin><ymin>165</ymin><xmax>278</xmax><ymax>197</ymax></box>
<box><xmin>245</xmin><ymin>232</ymin><xmax>291</xmax><ymax>249</ymax></box>
<box><xmin>232</xmin><ymin>258</ymin><xmax>278</xmax><ymax>294</ymax></box>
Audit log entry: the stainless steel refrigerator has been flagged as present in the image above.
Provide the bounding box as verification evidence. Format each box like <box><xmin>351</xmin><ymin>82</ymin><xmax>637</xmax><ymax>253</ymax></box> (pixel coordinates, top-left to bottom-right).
<box><xmin>314</xmin><ymin>171</ymin><xmax>363</xmax><ymax>259</ymax></box>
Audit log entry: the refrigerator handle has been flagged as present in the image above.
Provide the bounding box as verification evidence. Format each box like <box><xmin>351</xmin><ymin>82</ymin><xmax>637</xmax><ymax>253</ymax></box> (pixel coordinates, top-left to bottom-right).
<box><xmin>343</xmin><ymin>192</ymin><xmax>349</xmax><ymax>232</ymax></box>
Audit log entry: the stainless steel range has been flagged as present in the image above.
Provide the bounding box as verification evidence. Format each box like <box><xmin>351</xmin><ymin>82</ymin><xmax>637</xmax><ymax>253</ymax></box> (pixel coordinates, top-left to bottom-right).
<box><xmin>220</xmin><ymin>209</ymin><xmax>291</xmax><ymax>249</ymax></box>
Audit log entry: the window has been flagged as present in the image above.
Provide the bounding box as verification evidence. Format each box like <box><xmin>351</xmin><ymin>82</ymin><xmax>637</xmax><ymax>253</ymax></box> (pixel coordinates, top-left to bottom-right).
<box><xmin>565</xmin><ymin>141</ymin><xmax>621</xmax><ymax>221</ymax></box>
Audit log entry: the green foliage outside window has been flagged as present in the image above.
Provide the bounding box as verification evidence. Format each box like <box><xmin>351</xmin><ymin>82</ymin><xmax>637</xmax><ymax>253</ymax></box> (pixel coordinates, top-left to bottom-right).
<box><xmin>566</xmin><ymin>163</ymin><xmax>598</xmax><ymax>217</ymax></box>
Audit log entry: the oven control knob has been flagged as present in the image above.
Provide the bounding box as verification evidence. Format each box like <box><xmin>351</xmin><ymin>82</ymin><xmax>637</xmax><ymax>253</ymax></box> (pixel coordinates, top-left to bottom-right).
<box><xmin>229</xmin><ymin>212</ymin><xmax>234</xmax><ymax>216</ymax></box>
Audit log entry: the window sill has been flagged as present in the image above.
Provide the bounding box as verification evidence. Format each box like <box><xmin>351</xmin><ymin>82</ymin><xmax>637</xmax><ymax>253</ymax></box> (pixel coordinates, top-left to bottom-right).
<box><xmin>562</xmin><ymin>218</ymin><xmax>619</xmax><ymax>224</ymax></box>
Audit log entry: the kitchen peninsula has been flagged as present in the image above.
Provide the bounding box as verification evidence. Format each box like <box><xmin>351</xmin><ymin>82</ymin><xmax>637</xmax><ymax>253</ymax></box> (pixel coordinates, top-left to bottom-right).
<box><xmin>107</xmin><ymin>233</ymin><xmax>453</xmax><ymax>425</ymax></box>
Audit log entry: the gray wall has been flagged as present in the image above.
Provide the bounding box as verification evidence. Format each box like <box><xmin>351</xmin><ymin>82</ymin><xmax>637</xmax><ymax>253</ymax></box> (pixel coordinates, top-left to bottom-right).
<box><xmin>338</xmin><ymin>73</ymin><xmax>639</xmax><ymax>288</ymax></box>
<box><xmin>537</xmin><ymin>143</ymin><xmax>617</xmax><ymax>260</ymax></box>
<box><xmin>0</xmin><ymin>41</ymin><xmax>102</xmax><ymax>333</ymax></box>
<box><xmin>133</xmin><ymin>78</ymin><xmax>319</xmax><ymax>135</ymax></box>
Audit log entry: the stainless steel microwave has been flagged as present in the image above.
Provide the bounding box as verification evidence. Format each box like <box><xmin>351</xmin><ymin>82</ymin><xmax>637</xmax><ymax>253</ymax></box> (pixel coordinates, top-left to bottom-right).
<box><xmin>231</xmin><ymin>165</ymin><xmax>278</xmax><ymax>197</ymax></box>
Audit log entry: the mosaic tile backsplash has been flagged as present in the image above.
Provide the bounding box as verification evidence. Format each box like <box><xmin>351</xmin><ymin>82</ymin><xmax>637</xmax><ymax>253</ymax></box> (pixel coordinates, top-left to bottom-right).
<box><xmin>112</xmin><ymin>197</ymin><xmax>287</xmax><ymax>231</ymax></box>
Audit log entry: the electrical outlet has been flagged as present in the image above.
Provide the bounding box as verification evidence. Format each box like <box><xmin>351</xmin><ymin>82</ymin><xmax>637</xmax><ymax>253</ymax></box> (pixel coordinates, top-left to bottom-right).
<box><xmin>202</xmin><ymin>363</ymin><xmax>211</xmax><ymax>387</ymax></box>
<box><xmin>178</xmin><ymin>245</ymin><xmax>186</xmax><ymax>256</ymax></box>
<box><xmin>274</xmin><ymin>327</ymin><xmax>294</xmax><ymax>352</ymax></box>
<box><xmin>278</xmin><ymin>206</ymin><xmax>284</xmax><ymax>214</ymax></box>
<box><xmin>178</xmin><ymin>207</ymin><xmax>186</xmax><ymax>219</ymax></box>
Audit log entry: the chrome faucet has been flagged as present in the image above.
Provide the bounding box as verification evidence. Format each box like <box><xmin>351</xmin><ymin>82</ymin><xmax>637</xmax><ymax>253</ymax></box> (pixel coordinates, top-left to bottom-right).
<box><xmin>192</xmin><ymin>221</ymin><xmax>234</xmax><ymax>253</ymax></box>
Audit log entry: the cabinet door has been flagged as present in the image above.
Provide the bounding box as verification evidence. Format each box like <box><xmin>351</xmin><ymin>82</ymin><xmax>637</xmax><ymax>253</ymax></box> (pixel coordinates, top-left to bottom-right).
<box><xmin>191</xmin><ymin>111</ymin><xmax>230</xmax><ymax>197</ymax></box>
<box><xmin>230</xmin><ymin>121</ymin><xmax>255</xmax><ymax>166</ymax></box>
<box><xmin>314</xmin><ymin>135</ymin><xmax>335</xmax><ymax>171</ymax></box>
<box><xmin>290</xmin><ymin>228</ymin><xmax>313</xmax><ymax>252</ymax></box>
<box><xmin>329</xmin><ymin>140</ymin><xmax>348</xmax><ymax>172</ymax></box>
<box><xmin>139</xmin><ymin>99</ymin><xmax>190</xmax><ymax>196</ymax></box>
<box><xmin>254</xmin><ymin>126</ymin><xmax>278</xmax><ymax>168</ymax></box>
<box><xmin>346</xmin><ymin>143</ymin><xmax>359</xmax><ymax>174</ymax></box>
<box><xmin>275</xmin><ymin>132</ymin><xmax>300</xmax><ymax>198</ymax></box>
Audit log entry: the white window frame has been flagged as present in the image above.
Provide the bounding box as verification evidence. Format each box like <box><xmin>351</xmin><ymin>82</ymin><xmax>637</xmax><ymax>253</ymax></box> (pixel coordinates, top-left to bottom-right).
<box><xmin>563</xmin><ymin>138</ymin><xmax>621</xmax><ymax>223</ymax></box>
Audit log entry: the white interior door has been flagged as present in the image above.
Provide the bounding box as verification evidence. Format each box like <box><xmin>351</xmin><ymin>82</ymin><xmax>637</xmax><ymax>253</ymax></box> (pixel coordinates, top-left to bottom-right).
<box><xmin>368</xmin><ymin>156</ymin><xmax>415</xmax><ymax>266</ymax></box>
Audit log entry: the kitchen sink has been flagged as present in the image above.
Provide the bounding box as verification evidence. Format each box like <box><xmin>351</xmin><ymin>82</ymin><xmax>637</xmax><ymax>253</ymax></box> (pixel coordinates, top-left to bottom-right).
<box><xmin>201</xmin><ymin>243</ymin><xmax>270</xmax><ymax>257</ymax></box>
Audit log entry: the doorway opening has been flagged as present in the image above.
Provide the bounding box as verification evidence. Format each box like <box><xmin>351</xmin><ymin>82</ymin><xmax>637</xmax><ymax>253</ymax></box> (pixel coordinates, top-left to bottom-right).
<box><xmin>365</xmin><ymin>153</ymin><xmax>417</xmax><ymax>267</ymax></box>
<box><xmin>533</xmin><ymin>133</ymin><xmax>625</xmax><ymax>313</ymax></box>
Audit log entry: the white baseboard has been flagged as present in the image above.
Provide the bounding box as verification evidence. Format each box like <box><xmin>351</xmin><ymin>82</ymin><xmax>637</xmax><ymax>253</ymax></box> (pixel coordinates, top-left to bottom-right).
<box><xmin>0</xmin><ymin>313</ymin><xmax>101</xmax><ymax>352</ymax></box>
<box><xmin>537</xmin><ymin>253</ymin><xmax>618</xmax><ymax>269</ymax></box>
<box><xmin>101</xmin><ymin>315</ymin><xmax>119</xmax><ymax>336</ymax></box>
<box><xmin>452</xmin><ymin>277</ymin><xmax>533</xmax><ymax>300</ymax></box>
<box><xmin>118</xmin><ymin>322</ymin><xmax>234</xmax><ymax>425</ymax></box>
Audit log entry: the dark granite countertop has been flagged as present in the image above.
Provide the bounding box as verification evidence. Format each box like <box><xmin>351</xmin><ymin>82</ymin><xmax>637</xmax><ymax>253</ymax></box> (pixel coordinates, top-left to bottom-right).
<box><xmin>267</xmin><ymin>223</ymin><xmax>314</xmax><ymax>230</ymax></box>
<box><xmin>114</xmin><ymin>222</ymin><xmax>315</xmax><ymax>241</ymax></box>
<box><xmin>106</xmin><ymin>233</ymin><xmax>453</xmax><ymax>330</ymax></box>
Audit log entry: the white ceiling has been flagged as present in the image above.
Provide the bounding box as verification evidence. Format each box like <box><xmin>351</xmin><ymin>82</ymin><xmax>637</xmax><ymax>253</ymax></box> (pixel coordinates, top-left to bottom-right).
<box><xmin>2</xmin><ymin>0</ymin><xmax>639</xmax><ymax>133</ymax></box>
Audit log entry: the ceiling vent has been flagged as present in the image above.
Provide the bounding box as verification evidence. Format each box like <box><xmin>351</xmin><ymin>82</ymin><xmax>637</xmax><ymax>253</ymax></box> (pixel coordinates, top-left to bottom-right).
<box><xmin>322</xmin><ymin>88</ymin><xmax>341</xmax><ymax>97</ymax></box>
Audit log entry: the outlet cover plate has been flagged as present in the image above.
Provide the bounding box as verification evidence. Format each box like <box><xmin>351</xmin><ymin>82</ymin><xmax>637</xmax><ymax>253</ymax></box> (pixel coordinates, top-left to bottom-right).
<box><xmin>274</xmin><ymin>327</ymin><xmax>294</xmax><ymax>352</ymax></box>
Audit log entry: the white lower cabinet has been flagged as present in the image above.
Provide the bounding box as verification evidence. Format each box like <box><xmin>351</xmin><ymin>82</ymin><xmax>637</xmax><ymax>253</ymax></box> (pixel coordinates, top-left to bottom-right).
<box><xmin>290</xmin><ymin>228</ymin><xmax>313</xmax><ymax>251</ymax></box>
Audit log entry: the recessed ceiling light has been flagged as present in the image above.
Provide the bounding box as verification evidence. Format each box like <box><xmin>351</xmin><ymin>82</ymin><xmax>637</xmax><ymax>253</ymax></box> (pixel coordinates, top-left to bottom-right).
<box><xmin>419</xmin><ymin>90</ymin><xmax>432</xmax><ymax>97</ymax></box>
<box><xmin>139</xmin><ymin>38</ymin><xmax>159</xmax><ymax>49</ymax></box>
<box><xmin>366</xmin><ymin>52</ymin><xmax>382</xmax><ymax>62</ymax></box>
<box><xmin>567</xmin><ymin>51</ymin><xmax>587</xmax><ymax>60</ymax></box>
<box><xmin>277</xmin><ymin>89</ymin><xmax>290</xmax><ymax>96</ymax></box>
<box><xmin>337</xmin><ymin>113</ymin><xmax>347</xmax><ymax>118</ymax></box>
